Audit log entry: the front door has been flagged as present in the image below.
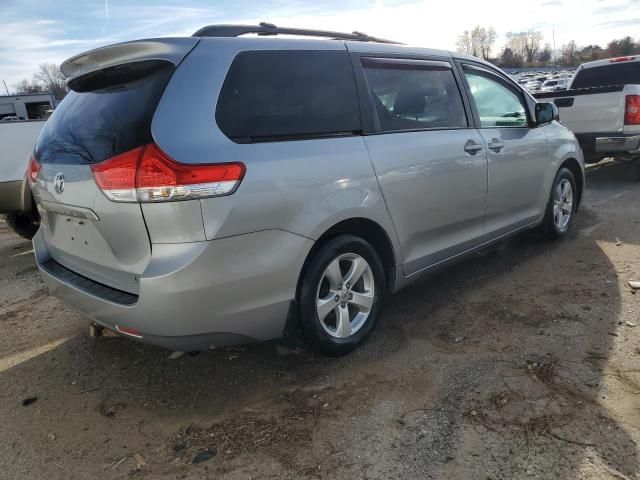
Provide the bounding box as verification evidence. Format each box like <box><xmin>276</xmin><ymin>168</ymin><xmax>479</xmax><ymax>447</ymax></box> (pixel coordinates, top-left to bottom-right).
<box><xmin>461</xmin><ymin>64</ymin><xmax>550</xmax><ymax>240</ymax></box>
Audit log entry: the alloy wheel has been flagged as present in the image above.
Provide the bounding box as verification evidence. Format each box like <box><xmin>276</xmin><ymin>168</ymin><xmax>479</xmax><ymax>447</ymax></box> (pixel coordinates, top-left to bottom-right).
<box><xmin>553</xmin><ymin>178</ymin><xmax>573</xmax><ymax>231</ymax></box>
<box><xmin>315</xmin><ymin>253</ymin><xmax>375</xmax><ymax>339</ymax></box>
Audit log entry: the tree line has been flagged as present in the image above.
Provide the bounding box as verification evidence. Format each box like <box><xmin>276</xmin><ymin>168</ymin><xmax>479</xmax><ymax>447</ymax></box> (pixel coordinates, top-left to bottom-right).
<box><xmin>11</xmin><ymin>63</ymin><xmax>67</xmax><ymax>100</ymax></box>
<box><xmin>456</xmin><ymin>27</ymin><xmax>640</xmax><ymax>68</ymax></box>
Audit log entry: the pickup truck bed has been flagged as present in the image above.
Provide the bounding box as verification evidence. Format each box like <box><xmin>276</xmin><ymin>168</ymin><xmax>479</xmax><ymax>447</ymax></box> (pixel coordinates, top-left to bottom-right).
<box><xmin>0</xmin><ymin>120</ymin><xmax>44</xmax><ymax>212</ymax></box>
<box><xmin>0</xmin><ymin>120</ymin><xmax>45</xmax><ymax>238</ymax></box>
<box><xmin>535</xmin><ymin>84</ymin><xmax>640</xmax><ymax>163</ymax></box>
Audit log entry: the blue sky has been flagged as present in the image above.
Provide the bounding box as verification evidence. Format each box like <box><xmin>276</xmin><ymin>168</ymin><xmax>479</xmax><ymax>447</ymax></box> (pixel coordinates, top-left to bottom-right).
<box><xmin>1</xmin><ymin>0</ymin><xmax>639</xmax><ymax>89</ymax></box>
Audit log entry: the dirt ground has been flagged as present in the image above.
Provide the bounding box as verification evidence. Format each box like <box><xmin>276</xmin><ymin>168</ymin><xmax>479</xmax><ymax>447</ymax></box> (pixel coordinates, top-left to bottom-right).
<box><xmin>1</xmin><ymin>159</ymin><xmax>639</xmax><ymax>480</ymax></box>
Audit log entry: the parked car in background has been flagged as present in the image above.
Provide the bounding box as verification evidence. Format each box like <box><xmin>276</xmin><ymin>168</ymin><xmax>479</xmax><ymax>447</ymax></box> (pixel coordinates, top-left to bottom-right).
<box><xmin>30</xmin><ymin>24</ymin><xmax>585</xmax><ymax>356</ymax></box>
<box><xmin>525</xmin><ymin>80</ymin><xmax>543</xmax><ymax>92</ymax></box>
<box><xmin>0</xmin><ymin>120</ymin><xmax>44</xmax><ymax>238</ymax></box>
<box><xmin>540</xmin><ymin>78</ymin><xmax>569</xmax><ymax>92</ymax></box>
<box><xmin>1</xmin><ymin>115</ymin><xmax>26</xmax><ymax>122</ymax></box>
<box><xmin>534</xmin><ymin>56</ymin><xmax>640</xmax><ymax>173</ymax></box>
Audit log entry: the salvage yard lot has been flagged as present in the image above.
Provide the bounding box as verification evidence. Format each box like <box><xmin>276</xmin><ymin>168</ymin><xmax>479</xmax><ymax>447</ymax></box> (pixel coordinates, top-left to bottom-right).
<box><xmin>1</xmin><ymin>160</ymin><xmax>639</xmax><ymax>480</ymax></box>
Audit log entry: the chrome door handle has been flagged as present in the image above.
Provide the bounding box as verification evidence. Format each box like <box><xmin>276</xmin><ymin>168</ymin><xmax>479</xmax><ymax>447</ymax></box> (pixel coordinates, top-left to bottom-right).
<box><xmin>464</xmin><ymin>140</ymin><xmax>483</xmax><ymax>155</ymax></box>
<box><xmin>488</xmin><ymin>139</ymin><xmax>504</xmax><ymax>152</ymax></box>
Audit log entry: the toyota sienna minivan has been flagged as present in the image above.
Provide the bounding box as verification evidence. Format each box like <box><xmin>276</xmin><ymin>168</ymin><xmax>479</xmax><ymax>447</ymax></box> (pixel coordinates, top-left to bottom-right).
<box><xmin>29</xmin><ymin>24</ymin><xmax>585</xmax><ymax>356</ymax></box>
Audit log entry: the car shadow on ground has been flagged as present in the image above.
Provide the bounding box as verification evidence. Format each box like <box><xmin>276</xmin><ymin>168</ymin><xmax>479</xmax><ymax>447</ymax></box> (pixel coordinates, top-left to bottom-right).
<box><xmin>1</xmin><ymin>160</ymin><xmax>639</xmax><ymax>479</ymax></box>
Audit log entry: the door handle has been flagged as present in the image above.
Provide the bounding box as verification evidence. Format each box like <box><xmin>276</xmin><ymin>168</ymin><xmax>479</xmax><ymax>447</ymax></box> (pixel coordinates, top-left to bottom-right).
<box><xmin>488</xmin><ymin>139</ymin><xmax>504</xmax><ymax>152</ymax></box>
<box><xmin>464</xmin><ymin>140</ymin><xmax>483</xmax><ymax>155</ymax></box>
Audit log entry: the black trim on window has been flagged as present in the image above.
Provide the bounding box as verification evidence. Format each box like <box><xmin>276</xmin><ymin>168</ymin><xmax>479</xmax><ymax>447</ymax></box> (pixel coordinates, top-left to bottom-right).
<box><xmin>229</xmin><ymin>130</ymin><xmax>363</xmax><ymax>144</ymax></box>
<box><xmin>361</xmin><ymin>57</ymin><xmax>452</xmax><ymax>71</ymax></box>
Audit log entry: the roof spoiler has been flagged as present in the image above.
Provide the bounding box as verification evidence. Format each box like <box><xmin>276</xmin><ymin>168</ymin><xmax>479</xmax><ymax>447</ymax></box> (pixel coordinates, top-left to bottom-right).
<box><xmin>61</xmin><ymin>37</ymin><xmax>199</xmax><ymax>83</ymax></box>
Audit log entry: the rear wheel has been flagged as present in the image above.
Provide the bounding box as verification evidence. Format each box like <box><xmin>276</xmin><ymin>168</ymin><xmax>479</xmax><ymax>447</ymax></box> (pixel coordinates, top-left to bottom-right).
<box><xmin>298</xmin><ymin>235</ymin><xmax>385</xmax><ymax>356</ymax></box>
<box><xmin>540</xmin><ymin>167</ymin><xmax>577</xmax><ymax>239</ymax></box>
<box><xmin>4</xmin><ymin>211</ymin><xmax>40</xmax><ymax>240</ymax></box>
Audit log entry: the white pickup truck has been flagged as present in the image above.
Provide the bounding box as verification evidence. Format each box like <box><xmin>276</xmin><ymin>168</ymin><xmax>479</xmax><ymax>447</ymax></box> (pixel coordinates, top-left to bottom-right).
<box><xmin>0</xmin><ymin>120</ymin><xmax>45</xmax><ymax>238</ymax></box>
<box><xmin>534</xmin><ymin>56</ymin><xmax>640</xmax><ymax>175</ymax></box>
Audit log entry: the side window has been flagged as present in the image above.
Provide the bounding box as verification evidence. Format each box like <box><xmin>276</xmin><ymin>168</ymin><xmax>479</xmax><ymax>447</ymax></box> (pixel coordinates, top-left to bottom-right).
<box><xmin>361</xmin><ymin>58</ymin><xmax>467</xmax><ymax>132</ymax></box>
<box><xmin>216</xmin><ymin>51</ymin><xmax>360</xmax><ymax>142</ymax></box>
<box><xmin>463</xmin><ymin>69</ymin><xmax>528</xmax><ymax>128</ymax></box>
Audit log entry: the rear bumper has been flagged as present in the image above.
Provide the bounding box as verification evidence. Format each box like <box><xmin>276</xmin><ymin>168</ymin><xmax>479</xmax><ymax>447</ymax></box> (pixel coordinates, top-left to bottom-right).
<box><xmin>575</xmin><ymin>132</ymin><xmax>640</xmax><ymax>157</ymax></box>
<box><xmin>34</xmin><ymin>228</ymin><xmax>313</xmax><ymax>350</ymax></box>
<box><xmin>595</xmin><ymin>135</ymin><xmax>640</xmax><ymax>153</ymax></box>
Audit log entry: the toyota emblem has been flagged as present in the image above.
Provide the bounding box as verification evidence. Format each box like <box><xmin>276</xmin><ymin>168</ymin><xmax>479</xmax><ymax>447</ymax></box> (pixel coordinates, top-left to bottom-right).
<box><xmin>54</xmin><ymin>173</ymin><xmax>65</xmax><ymax>194</ymax></box>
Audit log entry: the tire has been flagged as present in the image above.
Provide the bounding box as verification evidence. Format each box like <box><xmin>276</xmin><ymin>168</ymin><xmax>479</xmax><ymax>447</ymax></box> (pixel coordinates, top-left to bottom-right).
<box><xmin>4</xmin><ymin>211</ymin><xmax>40</xmax><ymax>240</ymax></box>
<box><xmin>298</xmin><ymin>235</ymin><xmax>386</xmax><ymax>356</ymax></box>
<box><xmin>540</xmin><ymin>167</ymin><xmax>577</xmax><ymax>239</ymax></box>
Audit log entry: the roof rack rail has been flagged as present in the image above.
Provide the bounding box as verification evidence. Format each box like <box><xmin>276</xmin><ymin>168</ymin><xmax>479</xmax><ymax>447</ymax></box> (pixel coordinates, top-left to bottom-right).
<box><xmin>192</xmin><ymin>22</ymin><xmax>402</xmax><ymax>45</ymax></box>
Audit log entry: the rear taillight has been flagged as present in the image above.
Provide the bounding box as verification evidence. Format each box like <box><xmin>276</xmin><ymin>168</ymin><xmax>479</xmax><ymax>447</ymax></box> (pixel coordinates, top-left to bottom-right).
<box><xmin>625</xmin><ymin>95</ymin><xmax>640</xmax><ymax>125</ymax></box>
<box><xmin>91</xmin><ymin>143</ymin><xmax>245</xmax><ymax>203</ymax></box>
<box><xmin>28</xmin><ymin>154</ymin><xmax>41</xmax><ymax>185</ymax></box>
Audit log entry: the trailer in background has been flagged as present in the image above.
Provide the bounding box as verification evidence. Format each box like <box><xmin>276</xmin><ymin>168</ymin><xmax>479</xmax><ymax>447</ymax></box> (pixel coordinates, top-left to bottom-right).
<box><xmin>0</xmin><ymin>93</ymin><xmax>56</xmax><ymax>121</ymax></box>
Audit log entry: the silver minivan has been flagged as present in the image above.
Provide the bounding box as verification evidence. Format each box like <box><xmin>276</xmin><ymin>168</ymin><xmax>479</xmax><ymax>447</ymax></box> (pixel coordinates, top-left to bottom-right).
<box><xmin>30</xmin><ymin>24</ymin><xmax>585</xmax><ymax>356</ymax></box>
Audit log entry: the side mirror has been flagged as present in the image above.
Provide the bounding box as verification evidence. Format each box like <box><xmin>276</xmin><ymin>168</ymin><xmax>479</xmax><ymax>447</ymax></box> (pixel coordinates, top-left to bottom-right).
<box><xmin>535</xmin><ymin>102</ymin><xmax>559</xmax><ymax>125</ymax></box>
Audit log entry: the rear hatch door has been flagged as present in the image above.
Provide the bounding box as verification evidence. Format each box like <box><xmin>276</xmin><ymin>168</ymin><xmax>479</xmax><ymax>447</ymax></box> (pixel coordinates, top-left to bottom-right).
<box><xmin>32</xmin><ymin>39</ymin><xmax>197</xmax><ymax>293</ymax></box>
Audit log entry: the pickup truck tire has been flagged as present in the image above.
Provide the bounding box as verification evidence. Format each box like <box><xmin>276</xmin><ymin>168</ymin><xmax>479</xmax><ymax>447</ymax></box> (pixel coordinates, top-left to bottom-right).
<box><xmin>541</xmin><ymin>167</ymin><xmax>577</xmax><ymax>239</ymax></box>
<box><xmin>5</xmin><ymin>211</ymin><xmax>40</xmax><ymax>240</ymax></box>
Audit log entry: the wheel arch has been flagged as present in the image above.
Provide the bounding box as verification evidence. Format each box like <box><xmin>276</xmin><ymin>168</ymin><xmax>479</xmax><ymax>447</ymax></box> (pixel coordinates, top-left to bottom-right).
<box><xmin>295</xmin><ymin>217</ymin><xmax>398</xmax><ymax>302</ymax></box>
<box><xmin>558</xmin><ymin>157</ymin><xmax>584</xmax><ymax>210</ymax></box>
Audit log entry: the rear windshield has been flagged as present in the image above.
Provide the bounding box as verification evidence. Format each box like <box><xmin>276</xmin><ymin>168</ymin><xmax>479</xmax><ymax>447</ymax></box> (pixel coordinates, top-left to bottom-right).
<box><xmin>572</xmin><ymin>62</ymin><xmax>640</xmax><ymax>89</ymax></box>
<box><xmin>36</xmin><ymin>61</ymin><xmax>173</xmax><ymax>164</ymax></box>
<box><xmin>216</xmin><ymin>51</ymin><xmax>360</xmax><ymax>142</ymax></box>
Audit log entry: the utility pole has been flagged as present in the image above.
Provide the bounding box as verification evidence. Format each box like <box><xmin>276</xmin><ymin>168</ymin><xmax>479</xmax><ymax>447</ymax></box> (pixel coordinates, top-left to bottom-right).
<box><xmin>552</xmin><ymin>30</ymin><xmax>556</xmax><ymax>73</ymax></box>
<box><xmin>2</xmin><ymin>80</ymin><xmax>9</xmax><ymax>96</ymax></box>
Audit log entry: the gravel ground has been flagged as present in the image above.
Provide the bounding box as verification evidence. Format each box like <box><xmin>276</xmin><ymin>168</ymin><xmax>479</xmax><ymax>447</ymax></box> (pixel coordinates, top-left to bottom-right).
<box><xmin>1</xmin><ymin>159</ymin><xmax>639</xmax><ymax>480</ymax></box>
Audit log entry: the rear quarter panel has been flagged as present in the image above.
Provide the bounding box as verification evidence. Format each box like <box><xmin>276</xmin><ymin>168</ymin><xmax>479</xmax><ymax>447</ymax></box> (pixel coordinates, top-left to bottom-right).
<box><xmin>151</xmin><ymin>38</ymin><xmax>402</xmax><ymax>263</ymax></box>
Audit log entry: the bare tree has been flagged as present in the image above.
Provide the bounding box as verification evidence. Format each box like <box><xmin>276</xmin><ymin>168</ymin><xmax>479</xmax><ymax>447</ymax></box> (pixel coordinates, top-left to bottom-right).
<box><xmin>33</xmin><ymin>63</ymin><xmax>67</xmax><ymax>100</ymax></box>
<box><xmin>472</xmin><ymin>26</ymin><xmax>497</xmax><ymax>60</ymax></box>
<box><xmin>498</xmin><ymin>47</ymin><xmax>523</xmax><ymax>68</ymax></box>
<box><xmin>506</xmin><ymin>30</ymin><xmax>543</xmax><ymax>65</ymax></box>
<box><xmin>561</xmin><ymin>41</ymin><xmax>578</xmax><ymax>67</ymax></box>
<box><xmin>579</xmin><ymin>44</ymin><xmax>606</xmax><ymax>62</ymax></box>
<box><xmin>456</xmin><ymin>30</ymin><xmax>475</xmax><ymax>56</ymax></box>
<box><xmin>607</xmin><ymin>36</ymin><xmax>638</xmax><ymax>57</ymax></box>
<box><xmin>524</xmin><ymin>30</ymin><xmax>543</xmax><ymax>64</ymax></box>
<box><xmin>456</xmin><ymin>26</ymin><xmax>496</xmax><ymax>60</ymax></box>
<box><xmin>538</xmin><ymin>43</ymin><xmax>552</xmax><ymax>63</ymax></box>
<box><xmin>505</xmin><ymin>32</ymin><xmax>528</xmax><ymax>61</ymax></box>
<box><xmin>13</xmin><ymin>79</ymin><xmax>45</xmax><ymax>94</ymax></box>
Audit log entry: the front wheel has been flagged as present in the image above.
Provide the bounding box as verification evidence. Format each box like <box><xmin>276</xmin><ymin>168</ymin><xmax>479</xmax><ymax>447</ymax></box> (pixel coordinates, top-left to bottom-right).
<box><xmin>540</xmin><ymin>167</ymin><xmax>577</xmax><ymax>239</ymax></box>
<box><xmin>298</xmin><ymin>235</ymin><xmax>385</xmax><ymax>356</ymax></box>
